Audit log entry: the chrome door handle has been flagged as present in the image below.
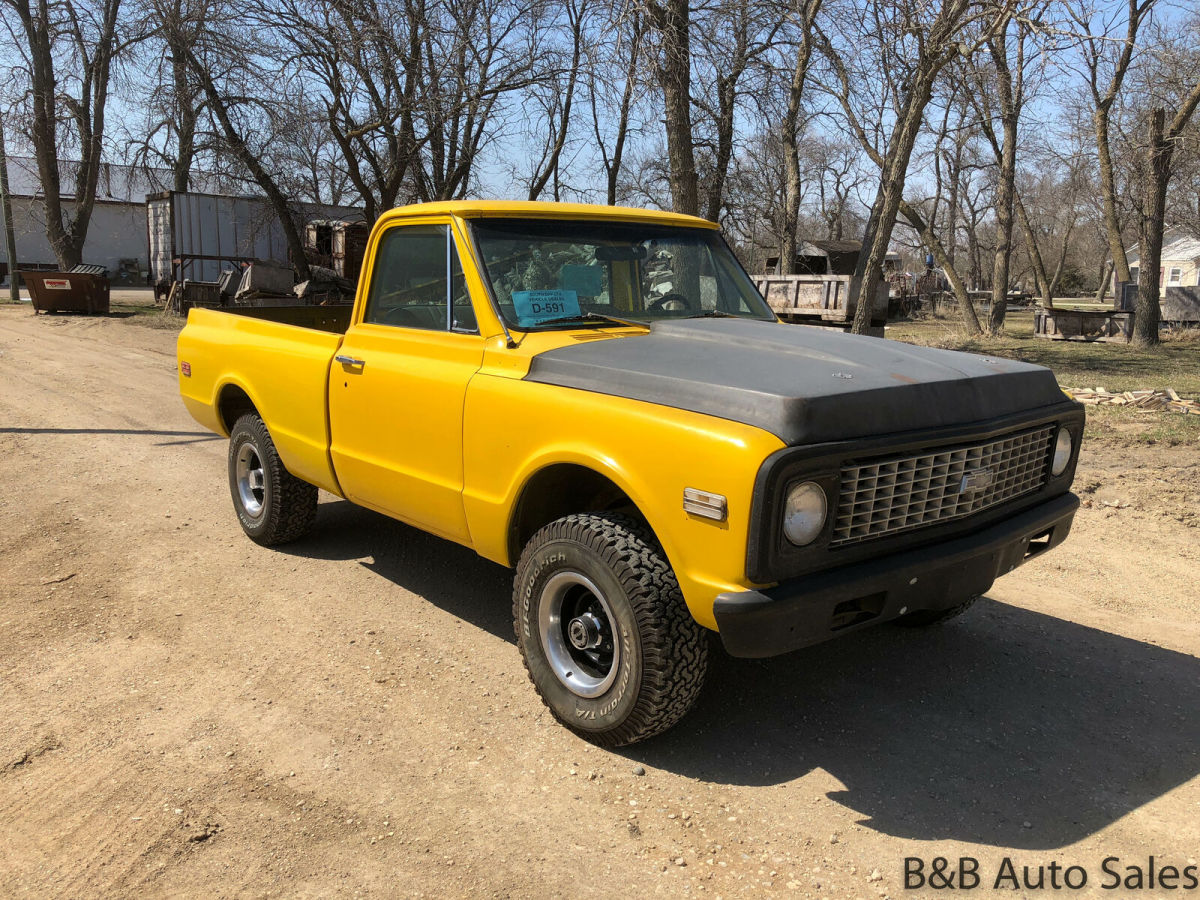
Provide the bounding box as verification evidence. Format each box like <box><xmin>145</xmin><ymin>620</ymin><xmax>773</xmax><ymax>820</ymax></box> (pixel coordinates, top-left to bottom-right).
<box><xmin>335</xmin><ymin>355</ymin><xmax>365</xmax><ymax>368</ymax></box>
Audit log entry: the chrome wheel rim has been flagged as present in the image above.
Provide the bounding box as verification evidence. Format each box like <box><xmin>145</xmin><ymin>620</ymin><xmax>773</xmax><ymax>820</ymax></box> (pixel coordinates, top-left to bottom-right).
<box><xmin>235</xmin><ymin>442</ymin><xmax>267</xmax><ymax>518</ymax></box>
<box><xmin>538</xmin><ymin>571</ymin><xmax>620</xmax><ymax>698</ymax></box>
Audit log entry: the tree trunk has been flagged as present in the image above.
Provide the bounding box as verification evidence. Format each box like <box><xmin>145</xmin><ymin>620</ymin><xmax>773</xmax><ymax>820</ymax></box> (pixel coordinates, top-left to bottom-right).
<box><xmin>528</xmin><ymin>0</ymin><xmax>584</xmax><ymax>201</ymax></box>
<box><xmin>185</xmin><ymin>47</ymin><xmax>311</xmax><ymax>280</ymax></box>
<box><xmin>899</xmin><ymin>199</ymin><xmax>980</xmax><ymax>334</ymax></box>
<box><xmin>778</xmin><ymin>3</ymin><xmax>820</xmax><ymax>274</ymax></box>
<box><xmin>1133</xmin><ymin>108</ymin><xmax>1169</xmax><ymax>347</ymax></box>
<box><xmin>650</xmin><ymin>0</ymin><xmax>699</xmax><ymax>215</ymax></box>
<box><xmin>12</xmin><ymin>0</ymin><xmax>122</xmax><ymax>269</ymax></box>
<box><xmin>169</xmin><ymin>42</ymin><xmax>195</xmax><ymax>192</ymax></box>
<box><xmin>20</xmin><ymin>0</ymin><xmax>71</xmax><ymax>267</ymax></box>
<box><xmin>944</xmin><ymin>145</ymin><xmax>961</xmax><ymax>270</ymax></box>
<box><xmin>602</xmin><ymin>18</ymin><xmax>642</xmax><ymax>206</ymax></box>
<box><xmin>0</xmin><ymin>114</ymin><xmax>19</xmax><ymax>303</ymax></box>
<box><xmin>985</xmin><ymin>30</ymin><xmax>1019</xmax><ymax>334</ymax></box>
<box><xmin>849</xmin><ymin>75</ymin><xmax>934</xmax><ymax>333</ymax></box>
<box><xmin>1095</xmin><ymin>109</ymin><xmax>1130</xmax><ymax>285</ymax></box>
<box><xmin>779</xmin><ymin>146</ymin><xmax>802</xmax><ymax>274</ymax></box>
<box><xmin>988</xmin><ymin>137</ymin><xmax>1015</xmax><ymax>332</ymax></box>
<box><xmin>1095</xmin><ymin>261</ymin><xmax>1113</xmax><ymax>304</ymax></box>
<box><xmin>1015</xmin><ymin>194</ymin><xmax>1052</xmax><ymax>308</ymax></box>
<box><xmin>704</xmin><ymin>71</ymin><xmax>738</xmax><ymax>222</ymax></box>
<box><xmin>1046</xmin><ymin>217</ymin><xmax>1076</xmax><ymax>300</ymax></box>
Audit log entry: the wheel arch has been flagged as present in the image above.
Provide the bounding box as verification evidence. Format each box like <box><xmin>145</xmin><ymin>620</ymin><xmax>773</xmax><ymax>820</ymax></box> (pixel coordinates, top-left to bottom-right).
<box><xmin>507</xmin><ymin>461</ymin><xmax>668</xmax><ymax>567</ymax></box>
<box><xmin>215</xmin><ymin>380</ymin><xmax>263</xmax><ymax>437</ymax></box>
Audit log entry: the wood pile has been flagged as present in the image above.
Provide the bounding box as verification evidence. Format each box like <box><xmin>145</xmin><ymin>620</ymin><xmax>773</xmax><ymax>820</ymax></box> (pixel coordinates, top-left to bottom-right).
<box><xmin>1063</xmin><ymin>386</ymin><xmax>1200</xmax><ymax>415</ymax></box>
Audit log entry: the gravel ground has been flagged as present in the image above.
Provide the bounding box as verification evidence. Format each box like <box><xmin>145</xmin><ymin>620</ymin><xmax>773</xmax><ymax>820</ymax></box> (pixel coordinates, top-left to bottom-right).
<box><xmin>1</xmin><ymin>304</ymin><xmax>1197</xmax><ymax>898</ymax></box>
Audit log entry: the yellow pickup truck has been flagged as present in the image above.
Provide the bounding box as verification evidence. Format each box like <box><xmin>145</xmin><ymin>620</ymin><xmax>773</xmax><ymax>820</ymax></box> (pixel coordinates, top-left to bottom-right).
<box><xmin>178</xmin><ymin>201</ymin><xmax>1083</xmax><ymax>746</ymax></box>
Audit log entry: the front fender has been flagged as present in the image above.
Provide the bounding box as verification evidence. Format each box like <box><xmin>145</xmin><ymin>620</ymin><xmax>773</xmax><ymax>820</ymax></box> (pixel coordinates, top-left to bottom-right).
<box><xmin>462</xmin><ymin>375</ymin><xmax>784</xmax><ymax>629</ymax></box>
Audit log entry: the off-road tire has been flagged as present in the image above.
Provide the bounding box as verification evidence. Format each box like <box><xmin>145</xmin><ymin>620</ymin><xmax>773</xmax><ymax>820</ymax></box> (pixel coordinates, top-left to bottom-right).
<box><xmin>513</xmin><ymin>513</ymin><xmax>707</xmax><ymax>747</ymax></box>
<box><xmin>228</xmin><ymin>413</ymin><xmax>317</xmax><ymax>546</ymax></box>
<box><xmin>894</xmin><ymin>595</ymin><xmax>979</xmax><ymax>627</ymax></box>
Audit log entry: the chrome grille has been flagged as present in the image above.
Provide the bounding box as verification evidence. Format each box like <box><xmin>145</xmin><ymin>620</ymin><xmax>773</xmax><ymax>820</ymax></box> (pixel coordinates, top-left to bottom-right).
<box><xmin>832</xmin><ymin>426</ymin><xmax>1055</xmax><ymax>546</ymax></box>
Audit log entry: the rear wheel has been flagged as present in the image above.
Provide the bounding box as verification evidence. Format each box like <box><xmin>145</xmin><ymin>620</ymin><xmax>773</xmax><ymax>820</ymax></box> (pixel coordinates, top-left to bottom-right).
<box><xmin>513</xmin><ymin>513</ymin><xmax>707</xmax><ymax>747</ymax></box>
<box><xmin>228</xmin><ymin>413</ymin><xmax>317</xmax><ymax>546</ymax></box>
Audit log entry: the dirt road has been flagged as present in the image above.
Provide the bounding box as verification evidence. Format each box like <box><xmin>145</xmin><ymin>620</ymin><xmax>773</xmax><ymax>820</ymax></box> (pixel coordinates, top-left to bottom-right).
<box><xmin>2</xmin><ymin>305</ymin><xmax>1198</xmax><ymax>898</ymax></box>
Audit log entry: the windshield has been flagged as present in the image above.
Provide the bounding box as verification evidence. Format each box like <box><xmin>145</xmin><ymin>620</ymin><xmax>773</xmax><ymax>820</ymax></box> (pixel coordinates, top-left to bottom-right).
<box><xmin>468</xmin><ymin>218</ymin><xmax>775</xmax><ymax>330</ymax></box>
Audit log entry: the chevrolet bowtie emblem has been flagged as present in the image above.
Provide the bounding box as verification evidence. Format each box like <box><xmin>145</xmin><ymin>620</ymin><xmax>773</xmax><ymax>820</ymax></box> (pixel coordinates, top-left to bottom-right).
<box><xmin>960</xmin><ymin>468</ymin><xmax>994</xmax><ymax>493</ymax></box>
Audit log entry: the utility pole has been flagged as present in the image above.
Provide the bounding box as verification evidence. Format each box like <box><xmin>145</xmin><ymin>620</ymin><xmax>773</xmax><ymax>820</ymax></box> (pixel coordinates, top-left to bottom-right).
<box><xmin>0</xmin><ymin>113</ymin><xmax>19</xmax><ymax>303</ymax></box>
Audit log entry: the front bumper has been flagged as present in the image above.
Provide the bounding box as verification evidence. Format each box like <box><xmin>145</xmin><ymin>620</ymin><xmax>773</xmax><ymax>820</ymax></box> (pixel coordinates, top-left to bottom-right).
<box><xmin>714</xmin><ymin>492</ymin><xmax>1079</xmax><ymax>658</ymax></box>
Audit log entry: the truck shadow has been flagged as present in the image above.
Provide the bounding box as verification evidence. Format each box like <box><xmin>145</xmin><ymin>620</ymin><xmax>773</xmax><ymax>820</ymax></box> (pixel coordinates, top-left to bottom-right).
<box><xmin>290</xmin><ymin>499</ymin><xmax>1199</xmax><ymax>850</ymax></box>
<box><xmin>634</xmin><ymin>606</ymin><xmax>1200</xmax><ymax>849</ymax></box>
<box><xmin>292</xmin><ymin>498</ymin><xmax>514</xmax><ymax>641</ymax></box>
<box><xmin>0</xmin><ymin>426</ymin><xmax>222</xmax><ymax>446</ymax></box>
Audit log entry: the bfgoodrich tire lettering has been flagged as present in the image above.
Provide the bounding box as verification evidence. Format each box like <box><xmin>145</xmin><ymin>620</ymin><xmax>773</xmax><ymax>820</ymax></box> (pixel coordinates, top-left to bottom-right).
<box><xmin>513</xmin><ymin>513</ymin><xmax>707</xmax><ymax>747</ymax></box>
<box><xmin>227</xmin><ymin>413</ymin><xmax>317</xmax><ymax>546</ymax></box>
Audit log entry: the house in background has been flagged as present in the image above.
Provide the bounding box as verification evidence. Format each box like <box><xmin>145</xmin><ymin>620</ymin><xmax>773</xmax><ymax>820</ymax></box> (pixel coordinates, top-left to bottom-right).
<box><xmin>1117</xmin><ymin>228</ymin><xmax>1200</xmax><ymax>323</ymax></box>
<box><xmin>0</xmin><ymin>157</ymin><xmax>183</xmax><ymax>282</ymax></box>
<box><xmin>1127</xmin><ymin>229</ymin><xmax>1200</xmax><ymax>288</ymax></box>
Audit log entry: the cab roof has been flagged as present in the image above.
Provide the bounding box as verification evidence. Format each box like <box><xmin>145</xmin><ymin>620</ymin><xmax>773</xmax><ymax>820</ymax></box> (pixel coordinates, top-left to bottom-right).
<box><xmin>378</xmin><ymin>200</ymin><xmax>719</xmax><ymax>230</ymax></box>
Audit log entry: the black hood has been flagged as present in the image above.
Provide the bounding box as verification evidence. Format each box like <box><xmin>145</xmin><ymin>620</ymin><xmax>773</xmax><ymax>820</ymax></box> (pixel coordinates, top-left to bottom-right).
<box><xmin>524</xmin><ymin>318</ymin><xmax>1068</xmax><ymax>445</ymax></box>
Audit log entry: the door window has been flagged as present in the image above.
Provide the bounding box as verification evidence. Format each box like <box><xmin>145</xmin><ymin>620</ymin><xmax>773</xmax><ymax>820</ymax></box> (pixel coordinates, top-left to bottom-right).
<box><xmin>363</xmin><ymin>224</ymin><xmax>477</xmax><ymax>333</ymax></box>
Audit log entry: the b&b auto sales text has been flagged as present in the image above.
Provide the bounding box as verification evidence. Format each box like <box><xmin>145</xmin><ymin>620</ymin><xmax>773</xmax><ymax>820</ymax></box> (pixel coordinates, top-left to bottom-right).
<box><xmin>905</xmin><ymin>856</ymin><xmax>1199</xmax><ymax>891</ymax></box>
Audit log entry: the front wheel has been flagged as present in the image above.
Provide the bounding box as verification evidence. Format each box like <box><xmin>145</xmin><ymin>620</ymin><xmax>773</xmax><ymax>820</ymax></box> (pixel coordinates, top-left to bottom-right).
<box><xmin>513</xmin><ymin>513</ymin><xmax>707</xmax><ymax>747</ymax></box>
<box><xmin>227</xmin><ymin>413</ymin><xmax>317</xmax><ymax>546</ymax></box>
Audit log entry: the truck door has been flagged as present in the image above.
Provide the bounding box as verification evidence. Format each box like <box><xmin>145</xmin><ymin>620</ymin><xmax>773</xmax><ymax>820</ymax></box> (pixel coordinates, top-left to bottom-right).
<box><xmin>328</xmin><ymin>220</ymin><xmax>484</xmax><ymax>544</ymax></box>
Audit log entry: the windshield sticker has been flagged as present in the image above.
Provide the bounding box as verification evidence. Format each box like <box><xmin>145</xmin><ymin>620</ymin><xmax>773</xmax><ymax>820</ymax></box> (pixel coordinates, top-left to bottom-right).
<box><xmin>559</xmin><ymin>264</ymin><xmax>603</xmax><ymax>298</ymax></box>
<box><xmin>512</xmin><ymin>289</ymin><xmax>581</xmax><ymax>324</ymax></box>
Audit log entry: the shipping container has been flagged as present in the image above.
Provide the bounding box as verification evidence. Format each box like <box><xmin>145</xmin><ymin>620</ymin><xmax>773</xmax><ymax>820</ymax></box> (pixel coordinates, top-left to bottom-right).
<box><xmin>147</xmin><ymin>191</ymin><xmax>363</xmax><ymax>286</ymax></box>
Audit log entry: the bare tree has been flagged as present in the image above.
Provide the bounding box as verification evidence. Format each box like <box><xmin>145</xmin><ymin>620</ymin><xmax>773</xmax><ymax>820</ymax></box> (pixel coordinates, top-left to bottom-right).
<box><xmin>178</xmin><ymin>1</ymin><xmax>312</xmax><ymax>278</ymax></box>
<box><xmin>900</xmin><ymin>197</ymin><xmax>982</xmax><ymax>332</ymax></box>
<box><xmin>981</xmin><ymin>22</ymin><xmax>1019</xmax><ymax>331</ymax></box>
<box><xmin>411</xmin><ymin>0</ymin><xmax>545</xmax><ymax>202</ymax></box>
<box><xmin>898</xmin><ymin>76</ymin><xmax>983</xmax><ymax>333</ymax></box>
<box><xmin>721</xmin><ymin>128</ymin><xmax>790</xmax><ymax>267</ymax></box>
<box><xmin>776</xmin><ymin>0</ymin><xmax>823</xmax><ymax>272</ymax></box>
<box><xmin>690</xmin><ymin>0</ymin><xmax>784</xmax><ymax>222</ymax></box>
<box><xmin>524</xmin><ymin>0</ymin><xmax>588</xmax><ymax>201</ymax></box>
<box><xmin>1013</xmin><ymin>140</ymin><xmax>1089</xmax><ymax>306</ymax></box>
<box><xmin>125</xmin><ymin>0</ymin><xmax>206</xmax><ymax>192</ymax></box>
<box><xmin>958</xmin><ymin>163</ymin><xmax>993</xmax><ymax>293</ymax></box>
<box><xmin>642</xmin><ymin>0</ymin><xmax>697</xmax><ymax>215</ymax></box>
<box><xmin>1130</xmin><ymin>15</ymin><xmax>1200</xmax><ymax>346</ymax></box>
<box><xmin>817</xmin><ymin>0</ymin><xmax>1007</xmax><ymax>334</ymax></box>
<box><xmin>586</xmin><ymin>7</ymin><xmax>647</xmax><ymax>205</ymax></box>
<box><xmin>2</xmin><ymin>0</ymin><xmax>129</xmax><ymax>267</ymax></box>
<box><xmin>969</xmin><ymin>10</ymin><xmax>1049</xmax><ymax>332</ymax></box>
<box><xmin>1068</xmin><ymin>0</ymin><xmax>1156</xmax><ymax>297</ymax></box>
<box><xmin>807</xmin><ymin>138</ymin><xmax>865</xmax><ymax>241</ymax></box>
<box><xmin>266</xmin><ymin>0</ymin><xmax>425</xmax><ymax>223</ymax></box>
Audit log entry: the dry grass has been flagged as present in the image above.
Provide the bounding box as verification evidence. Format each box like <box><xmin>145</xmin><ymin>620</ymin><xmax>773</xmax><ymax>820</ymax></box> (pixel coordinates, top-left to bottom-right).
<box><xmin>886</xmin><ymin>309</ymin><xmax>1200</xmax><ymax>448</ymax></box>
<box><xmin>109</xmin><ymin>299</ymin><xmax>186</xmax><ymax>330</ymax></box>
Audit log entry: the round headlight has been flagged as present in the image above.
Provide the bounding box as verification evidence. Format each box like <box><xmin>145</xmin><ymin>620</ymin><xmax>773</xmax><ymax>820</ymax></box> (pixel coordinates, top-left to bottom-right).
<box><xmin>1051</xmin><ymin>427</ymin><xmax>1073</xmax><ymax>476</ymax></box>
<box><xmin>783</xmin><ymin>481</ymin><xmax>828</xmax><ymax>546</ymax></box>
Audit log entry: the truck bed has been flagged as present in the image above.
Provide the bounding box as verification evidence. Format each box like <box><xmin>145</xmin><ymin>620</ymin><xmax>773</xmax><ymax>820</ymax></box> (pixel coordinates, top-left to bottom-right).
<box><xmin>217</xmin><ymin>303</ymin><xmax>354</xmax><ymax>334</ymax></box>
<box><xmin>752</xmin><ymin>274</ymin><xmax>888</xmax><ymax>326</ymax></box>
<box><xmin>177</xmin><ymin>306</ymin><xmax>347</xmax><ymax>494</ymax></box>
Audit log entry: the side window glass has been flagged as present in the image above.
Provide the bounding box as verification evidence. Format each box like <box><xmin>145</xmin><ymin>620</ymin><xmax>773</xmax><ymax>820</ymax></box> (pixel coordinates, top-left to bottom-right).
<box><xmin>451</xmin><ymin>242</ymin><xmax>476</xmax><ymax>332</ymax></box>
<box><xmin>364</xmin><ymin>225</ymin><xmax>478</xmax><ymax>334</ymax></box>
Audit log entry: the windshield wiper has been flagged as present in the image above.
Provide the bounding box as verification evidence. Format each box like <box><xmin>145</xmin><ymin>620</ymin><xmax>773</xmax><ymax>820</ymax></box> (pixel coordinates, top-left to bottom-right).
<box><xmin>685</xmin><ymin>310</ymin><xmax>737</xmax><ymax>318</ymax></box>
<box><xmin>533</xmin><ymin>312</ymin><xmax>650</xmax><ymax>330</ymax></box>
